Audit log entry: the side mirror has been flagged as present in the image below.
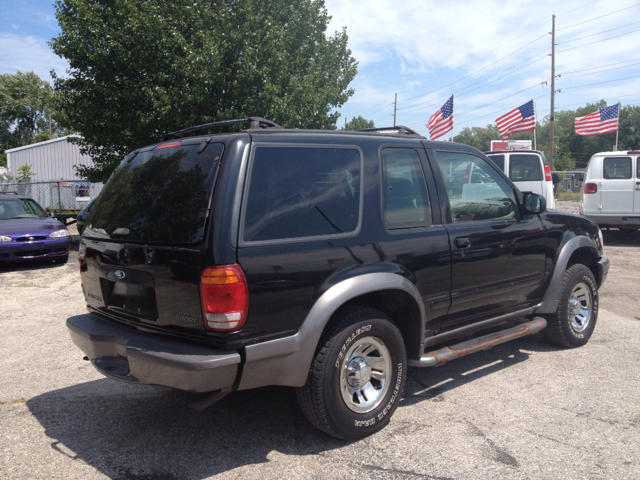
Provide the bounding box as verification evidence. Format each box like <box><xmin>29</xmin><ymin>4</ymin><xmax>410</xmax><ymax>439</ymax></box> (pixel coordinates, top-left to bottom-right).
<box><xmin>523</xmin><ymin>192</ymin><xmax>546</xmax><ymax>214</ymax></box>
<box><xmin>573</xmin><ymin>173</ymin><xmax>584</xmax><ymax>181</ymax></box>
<box><xmin>552</xmin><ymin>173</ymin><xmax>560</xmax><ymax>184</ymax></box>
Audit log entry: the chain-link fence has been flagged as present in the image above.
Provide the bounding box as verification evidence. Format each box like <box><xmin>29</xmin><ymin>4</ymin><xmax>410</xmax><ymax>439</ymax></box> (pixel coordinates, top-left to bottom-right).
<box><xmin>552</xmin><ymin>171</ymin><xmax>584</xmax><ymax>193</ymax></box>
<box><xmin>0</xmin><ymin>180</ymin><xmax>104</xmax><ymax>214</ymax></box>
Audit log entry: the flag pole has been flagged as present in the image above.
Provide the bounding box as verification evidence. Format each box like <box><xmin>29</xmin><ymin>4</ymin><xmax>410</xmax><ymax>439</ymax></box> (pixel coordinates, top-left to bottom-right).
<box><xmin>533</xmin><ymin>98</ymin><xmax>537</xmax><ymax>151</ymax></box>
<box><xmin>615</xmin><ymin>101</ymin><xmax>620</xmax><ymax>151</ymax></box>
<box><xmin>450</xmin><ymin>92</ymin><xmax>455</xmax><ymax>142</ymax></box>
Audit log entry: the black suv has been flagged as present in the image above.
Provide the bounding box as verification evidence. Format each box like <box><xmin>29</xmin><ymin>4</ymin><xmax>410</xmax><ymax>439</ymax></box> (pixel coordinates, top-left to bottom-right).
<box><xmin>68</xmin><ymin>118</ymin><xmax>609</xmax><ymax>440</ymax></box>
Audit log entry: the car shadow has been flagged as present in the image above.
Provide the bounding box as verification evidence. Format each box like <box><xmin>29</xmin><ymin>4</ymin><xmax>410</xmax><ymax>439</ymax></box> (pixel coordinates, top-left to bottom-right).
<box><xmin>26</xmin><ymin>334</ymin><xmax>550</xmax><ymax>479</ymax></box>
<box><xmin>602</xmin><ymin>229</ymin><xmax>638</xmax><ymax>246</ymax></box>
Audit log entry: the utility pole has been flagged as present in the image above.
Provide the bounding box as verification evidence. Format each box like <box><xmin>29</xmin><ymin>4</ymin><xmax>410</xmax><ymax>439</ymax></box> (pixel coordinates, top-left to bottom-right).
<box><xmin>393</xmin><ymin>93</ymin><xmax>397</xmax><ymax>127</ymax></box>
<box><xmin>549</xmin><ymin>14</ymin><xmax>556</xmax><ymax>170</ymax></box>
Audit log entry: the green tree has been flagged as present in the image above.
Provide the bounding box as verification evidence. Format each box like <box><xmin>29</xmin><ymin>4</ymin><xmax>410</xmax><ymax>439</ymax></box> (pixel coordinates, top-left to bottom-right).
<box><xmin>341</xmin><ymin>116</ymin><xmax>375</xmax><ymax>130</ymax></box>
<box><xmin>0</xmin><ymin>71</ymin><xmax>62</xmax><ymax>150</ymax></box>
<box><xmin>555</xmin><ymin>153</ymin><xmax>576</xmax><ymax>171</ymax></box>
<box><xmin>453</xmin><ymin>124</ymin><xmax>501</xmax><ymax>151</ymax></box>
<box><xmin>50</xmin><ymin>0</ymin><xmax>358</xmax><ymax>182</ymax></box>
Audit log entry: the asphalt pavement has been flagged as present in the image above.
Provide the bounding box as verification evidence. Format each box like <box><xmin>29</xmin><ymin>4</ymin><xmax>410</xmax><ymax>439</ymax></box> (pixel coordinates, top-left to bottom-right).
<box><xmin>1</xmin><ymin>224</ymin><xmax>639</xmax><ymax>480</ymax></box>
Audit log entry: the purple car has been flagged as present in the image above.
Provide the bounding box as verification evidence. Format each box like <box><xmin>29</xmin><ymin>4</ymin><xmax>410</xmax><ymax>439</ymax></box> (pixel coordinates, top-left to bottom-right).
<box><xmin>0</xmin><ymin>193</ymin><xmax>71</xmax><ymax>264</ymax></box>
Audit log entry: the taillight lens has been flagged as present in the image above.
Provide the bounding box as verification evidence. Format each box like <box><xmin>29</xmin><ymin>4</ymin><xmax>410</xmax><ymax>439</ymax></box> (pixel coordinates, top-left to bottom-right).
<box><xmin>544</xmin><ymin>165</ymin><xmax>552</xmax><ymax>182</ymax></box>
<box><xmin>463</xmin><ymin>164</ymin><xmax>471</xmax><ymax>184</ymax></box>
<box><xmin>584</xmin><ymin>183</ymin><xmax>598</xmax><ymax>194</ymax></box>
<box><xmin>200</xmin><ymin>264</ymin><xmax>248</xmax><ymax>332</ymax></box>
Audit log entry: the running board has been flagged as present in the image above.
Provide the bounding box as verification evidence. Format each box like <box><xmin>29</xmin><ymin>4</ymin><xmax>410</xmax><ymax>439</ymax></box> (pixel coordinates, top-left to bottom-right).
<box><xmin>408</xmin><ymin>317</ymin><xmax>547</xmax><ymax>368</ymax></box>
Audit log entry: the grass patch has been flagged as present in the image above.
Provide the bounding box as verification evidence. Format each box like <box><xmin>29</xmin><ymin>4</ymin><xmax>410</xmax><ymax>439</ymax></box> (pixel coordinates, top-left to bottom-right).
<box><xmin>556</xmin><ymin>191</ymin><xmax>581</xmax><ymax>202</ymax></box>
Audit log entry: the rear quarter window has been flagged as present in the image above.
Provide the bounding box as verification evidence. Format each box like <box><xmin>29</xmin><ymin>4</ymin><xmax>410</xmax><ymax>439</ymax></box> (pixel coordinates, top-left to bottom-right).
<box><xmin>603</xmin><ymin>157</ymin><xmax>631</xmax><ymax>179</ymax></box>
<box><xmin>242</xmin><ymin>145</ymin><xmax>362</xmax><ymax>243</ymax></box>
<box><xmin>486</xmin><ymin>154</ymin><xmax>505</xmax><ymax>172</ymax></box>
<box><xmin>508</xmin><ymin>154</ymin><xmax>542</xmax><ymax>182</ymax></box>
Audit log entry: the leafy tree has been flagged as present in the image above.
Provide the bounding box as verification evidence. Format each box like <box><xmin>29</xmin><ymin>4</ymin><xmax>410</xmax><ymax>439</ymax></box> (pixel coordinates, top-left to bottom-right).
<box><xmin>341</xmin><ymin>116</ymin><xmax>375</xmax><ymax>130</ymax></box>
<box><xmin>50</xmin><ymin>0</ymin><xmax>358</xmax><ymax>182</ymax></box>
<box><xmin>0</xmin><ymin>71</ymin><xmax>62</xmax><ymax>149</ymax></box>
<box><xmin>453</xmin><ymin>124</ymin><xmax>501</xmax><ymax>151</ymax></box>
<box><xmin>555</xmin><ymin>153</ymin><xmax>576</xmax><ymax>172</ymax></box>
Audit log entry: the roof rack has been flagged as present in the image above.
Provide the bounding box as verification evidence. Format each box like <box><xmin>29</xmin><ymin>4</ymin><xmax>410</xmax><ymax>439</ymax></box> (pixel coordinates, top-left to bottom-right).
<box><xmin>356</xmin><ymin>126</ymin><xmax>424</xmax><ymax>137</ymax></box>
<box><xmin>162</xmin><ymin>117</ymin><xmax>284</xmax><ymax>141</ymax></box>
<box><xmin>0</xmin><ymin>191</ymin><xmax>18</xmax><ymax>195</ymax></box>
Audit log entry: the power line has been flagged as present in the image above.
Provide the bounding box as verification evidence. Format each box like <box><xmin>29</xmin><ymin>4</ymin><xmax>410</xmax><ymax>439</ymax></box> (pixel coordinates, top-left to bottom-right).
<box><xmin>560</xmin><ymin>58</ymin><xmax>640</xmax><ymax>75</ymax></box>
<box><xmin>397</xmin><ymin>32</ymin><xmax>549</xmax><ymax>107</ymax></box>
<box><xmin>560</xmin><ymin>73</ymin><xmax>640</xmax><ymax>90</ymax></box>
<box><xmin>556</xmin><ymin>2</ymin><xmax>640</xmax><ymax>31</ymax></box>
<box><xmin>557</xmin><ymin>27</ymin><xmax>640</xmax><ymax>53</ymax></box>
<box><xmin>556</xmin><ymin>0</ymin><xmax>600</xmax><ymax>17</ymax></box>
<box><xmin>560</xmin><ymin>61</ymin><xmax>640</xmax><ymax>80</ymax></box>
<box><xmin>557</xmin><ymin>20</ymin><xmax>640</xmax><ymax>44</ymax></box>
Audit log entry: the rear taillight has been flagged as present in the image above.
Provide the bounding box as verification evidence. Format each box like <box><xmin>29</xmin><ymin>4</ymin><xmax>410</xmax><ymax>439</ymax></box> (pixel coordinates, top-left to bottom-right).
<box><xmin>584</xmin><ymin>183</ymin><xmax>598</xmax><ymax>194</ymax></box>
<box><xmin>200</xmin><ymin>264</ymin><xmax>248</xmax><ymax>332</ymax></box>
<box><xmin>544</xmin><ymin>165</ymin><xmax>552</xmax><ymax>182</ymax></box>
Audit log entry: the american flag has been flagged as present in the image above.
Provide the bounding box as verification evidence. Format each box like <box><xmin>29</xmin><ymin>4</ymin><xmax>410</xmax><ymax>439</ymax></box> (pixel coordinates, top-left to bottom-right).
<box><xmin>575</xmin><ymin>104</ymin><xmax>619</xmax><ymax>136</ymax></box>
<box><xmin>427</xmin><ymin>95</ymin><xmax>454</xmax><ymax>140</ymax></box>
<box><xmin>496</xmin><ymin>100</ymin><xmax>536</xmax><ymax>140</ymax></box>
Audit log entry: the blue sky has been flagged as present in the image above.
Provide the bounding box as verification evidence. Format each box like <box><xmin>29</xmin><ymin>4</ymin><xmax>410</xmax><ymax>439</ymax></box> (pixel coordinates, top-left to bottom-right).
<box><xmin>2</xmin><ymin>0</ymin><xmax>640</xmax><ymax>139</ymax></box>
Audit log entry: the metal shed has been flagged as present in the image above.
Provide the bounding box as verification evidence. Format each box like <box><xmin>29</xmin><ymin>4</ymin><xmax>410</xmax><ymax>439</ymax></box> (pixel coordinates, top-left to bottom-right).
<box><xmin>5</xmin><ymin>135</ymin><xmax>94</xmax><ymax>181</ymax></box>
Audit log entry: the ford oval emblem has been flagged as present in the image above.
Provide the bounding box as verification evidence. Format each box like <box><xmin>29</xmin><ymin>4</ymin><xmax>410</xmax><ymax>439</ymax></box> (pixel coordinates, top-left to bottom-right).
<box><xmin>114</xmin><ymin>270</ymin><xmax>126</xmax><ymax>280</ymax></box>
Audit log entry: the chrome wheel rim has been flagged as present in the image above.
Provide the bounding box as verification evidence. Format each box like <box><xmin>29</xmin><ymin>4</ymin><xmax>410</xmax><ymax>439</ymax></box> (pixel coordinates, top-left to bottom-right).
<box><xmin>339</xmin><ymin>336</ymin><xmax>392</xmax><ymax>414</ymax></box>
<box><xmin>568</xmin><ymin>282</ymin><xmax>592</xmax><ymax>333</ymax></box>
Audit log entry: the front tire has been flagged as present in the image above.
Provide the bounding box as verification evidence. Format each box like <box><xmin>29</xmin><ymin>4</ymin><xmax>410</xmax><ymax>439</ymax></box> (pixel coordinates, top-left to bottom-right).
<box><xmin>296</xmin><ymin>307</ymin><xmax>407</xmax><ymax>440</ymax></box>
<box><xmin>543</xmin><ymin>264</ymin><xmax>598</xmax><ymax>348</ymax></box>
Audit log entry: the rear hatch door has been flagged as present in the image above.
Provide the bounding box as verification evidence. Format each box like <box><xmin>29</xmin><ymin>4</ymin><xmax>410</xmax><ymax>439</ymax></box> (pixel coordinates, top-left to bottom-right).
<box><xmin>81</xmin><ymin>139</ymin><xmax>224</xmax><ymax>333</ymax></box>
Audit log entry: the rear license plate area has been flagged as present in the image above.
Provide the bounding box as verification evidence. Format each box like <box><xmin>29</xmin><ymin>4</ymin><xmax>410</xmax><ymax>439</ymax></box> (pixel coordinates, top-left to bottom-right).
<box><xmin>99</xmin><ymin>265</ymin><xmax>158</xmax><ymax>320</ymax></box>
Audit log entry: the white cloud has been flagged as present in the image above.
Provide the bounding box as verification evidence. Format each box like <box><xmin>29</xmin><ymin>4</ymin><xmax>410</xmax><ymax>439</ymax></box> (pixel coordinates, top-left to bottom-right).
<box><xmin>0</xmin><ymin>33</ymin><xmax>68</xmax><ymax>83</ymax></box>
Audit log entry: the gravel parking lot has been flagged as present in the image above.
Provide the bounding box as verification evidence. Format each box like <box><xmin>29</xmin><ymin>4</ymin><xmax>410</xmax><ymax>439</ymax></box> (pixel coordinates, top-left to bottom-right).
<box><xmin>1</xmin><ymin>204</ymin><xmax>639</xmax><ymax>480</ymax></box>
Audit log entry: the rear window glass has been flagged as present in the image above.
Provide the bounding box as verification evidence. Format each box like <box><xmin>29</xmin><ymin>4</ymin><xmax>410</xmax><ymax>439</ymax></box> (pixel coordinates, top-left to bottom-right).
<box><xmin>243</xmin><ymin>146</ymin><xmax>361</xmax><ymax>242</ymax></box>
<box><xmin>84</xmin><ymin>142</ymin><xmax>223</xmax><ymax>244</ymax></box>
<box><xmin>603</xmin><ymin>157</ymin><xmax>631</xmax><ymax>179</ymax></box>
<box><xmin>508</xmin><ymin>154</ymin><xmax>542</xmax><ymax>182</ymax></box>
<box><xmin>486</xmin><ymin>155</ymin><xmax>505</xmax><ymax>172</ymax></box>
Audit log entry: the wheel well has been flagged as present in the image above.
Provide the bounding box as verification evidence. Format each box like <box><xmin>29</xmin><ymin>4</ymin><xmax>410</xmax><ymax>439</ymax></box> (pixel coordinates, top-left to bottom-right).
<box><xmin>339</xmin><ymin>289</ymin><xmax>423</xmax><ymax>358</ymax></box>
<box><xmin>567</xmin><ymin>247</ymin><xmax>600</xmax><ymax>284</ymax></box>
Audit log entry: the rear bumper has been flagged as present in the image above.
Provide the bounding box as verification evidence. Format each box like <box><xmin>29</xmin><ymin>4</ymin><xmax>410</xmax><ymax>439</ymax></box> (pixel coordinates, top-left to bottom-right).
<box><xmin>67</xmin><ymin>314</ymin><xmax>240</xmax><ymax>392</ymax></box>
<box><xmin>583</xmin><ymin>214</ymin><xmax>640</xmax><ymax>228</ymax></box>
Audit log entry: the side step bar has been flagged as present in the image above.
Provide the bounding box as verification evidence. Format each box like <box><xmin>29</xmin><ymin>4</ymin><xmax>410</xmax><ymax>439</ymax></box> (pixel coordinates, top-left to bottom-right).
<box><xmin>408</xmin><ymin>317</ymin><xmax>547</xmax><ymax>368</ymax></box>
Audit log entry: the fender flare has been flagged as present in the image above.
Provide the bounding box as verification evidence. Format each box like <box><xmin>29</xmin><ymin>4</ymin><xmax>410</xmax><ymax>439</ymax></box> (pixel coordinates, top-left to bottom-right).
<box><xmin>534</xmin><ymin>235</ymin><xmax>599</xmax><ymax>314</ymax></box>
<box><xmin>237</xmin><ymin>272</ymin><xmax>425</xmax><ymax>390</ymax></box>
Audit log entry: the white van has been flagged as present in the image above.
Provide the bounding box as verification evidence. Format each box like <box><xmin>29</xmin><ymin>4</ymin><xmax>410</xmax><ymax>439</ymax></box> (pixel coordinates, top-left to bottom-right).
<box><xmin>579</xmin><ymin>150</ymin><xmax>640</xmax><ymax>230</ymax></box>
<box><xmin>484</xmin><ymin>150</ymin><xmax>556</xmax><ymax>209</ymax></box>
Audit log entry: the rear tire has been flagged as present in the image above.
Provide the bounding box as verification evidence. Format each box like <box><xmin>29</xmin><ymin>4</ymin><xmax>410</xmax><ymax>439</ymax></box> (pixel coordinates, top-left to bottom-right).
<box><xmin>296</xmin><ymin>307</ymin><xmax>407</xmax><ymax>440</ymax></box>
<box><xmin>543</xmin><ymin>264</ymin><xmax>598</xmax><ymax>348</ymax></box>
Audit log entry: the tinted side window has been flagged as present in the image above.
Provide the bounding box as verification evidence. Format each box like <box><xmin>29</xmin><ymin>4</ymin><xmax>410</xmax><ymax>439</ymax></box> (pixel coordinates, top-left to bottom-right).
<box><xmin>243</xmin><ymin>146</ymin><xmax>361</xmax><ymax>242</ymax></box>
<box><xmin>603</xmin><ymin>157</ymin><xmax>631</xmax><ymax>179</ymax></box>
<box><xmin>382</xmin><ymin>149</ymin><xmax>431</xmax><ymax>229</ymax></box>
<box><xmin>487</xmin><ymin>154</ymin><xmax>505</xmax><ymax>172</ymax></box>
<box><xmin>435</xmin><ymin>151</ymin><xmax>519</xmax><ymax>222</ymax></box>
<box><xmin>509</xmin><ymin>154</ymin><xmax>542</xmax><ymax>181</ymax></box>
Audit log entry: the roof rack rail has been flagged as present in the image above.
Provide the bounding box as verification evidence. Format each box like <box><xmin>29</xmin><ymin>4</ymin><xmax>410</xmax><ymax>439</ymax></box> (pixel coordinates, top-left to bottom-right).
<box><xmin>162</xmin><ymin>117</ymin><xmax>284</xmax><ymax>141</ymax></box>
<box><xmin>356</xmin><ymin>125</ymin><xmax>423</xmax><ymax>137</ymax></box>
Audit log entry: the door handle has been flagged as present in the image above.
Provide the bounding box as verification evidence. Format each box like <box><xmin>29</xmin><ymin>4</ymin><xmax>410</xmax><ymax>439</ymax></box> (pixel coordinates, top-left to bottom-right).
<box><xmin>455</xmin><ymin>237</ymin><xmax>471</xmax><ymax>248</ymax></box>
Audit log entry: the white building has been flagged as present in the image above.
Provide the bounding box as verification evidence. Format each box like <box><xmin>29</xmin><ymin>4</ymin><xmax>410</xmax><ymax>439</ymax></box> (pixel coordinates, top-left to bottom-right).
<box><xmin>5</xmin><ymin>135</ymin><xmax>95</xmax><ymax>181</ymax></box>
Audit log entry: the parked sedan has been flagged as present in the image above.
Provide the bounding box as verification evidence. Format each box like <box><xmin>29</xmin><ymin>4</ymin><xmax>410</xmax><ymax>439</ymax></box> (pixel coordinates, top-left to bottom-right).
<box><xmin>0</xmin><ymin>193</ymin><xmax>70</xmax><ymax>264</ymax></box>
